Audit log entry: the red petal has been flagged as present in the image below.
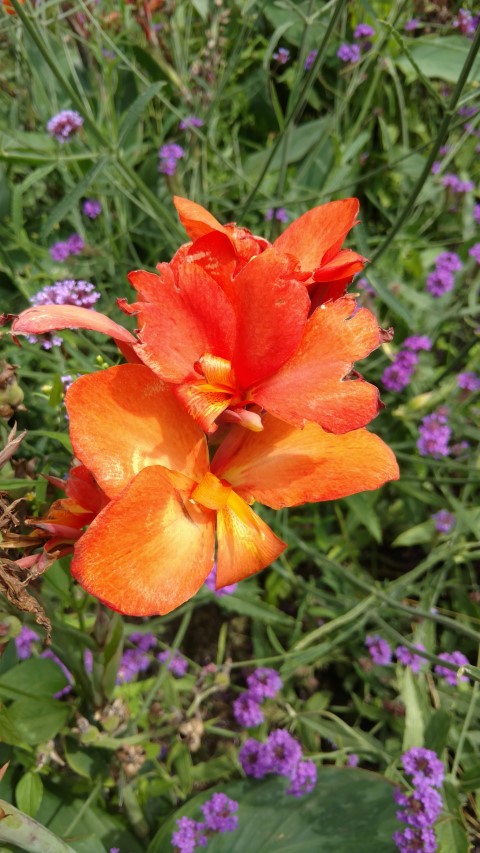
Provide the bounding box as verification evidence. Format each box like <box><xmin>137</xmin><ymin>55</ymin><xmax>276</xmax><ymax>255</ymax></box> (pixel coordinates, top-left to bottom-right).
<box><xmin>174</xmin><ymin>196</ymin><xmax>227</xmax><ymax>240</ymax></box>
<box><xmin>71</xmin><ymin>466</ymin><xmax>215</xmax><ymax>615</ymax></box>
<box><xmin>273</xmin><ymin>199</ymin><xmax>360</xmax><ymax>273</ymax></box>
<box><xmin>313</xmin><ymin>249</ymin><xmax>366</xmax><ymax>282</ymax></box>
<box><xmin>12</xmin><ymin>305</ymin><xmax>136</xmax><ymax>343</ymax></box>
<box><xmin>216</xmin><ymin>491</ymin><xmax>286</xmax><ymax>587</ymax></box>
<box><xmin>231</xmin><ymin>249</ymin><xmax>310</xmax><ymax>389</ymax></box>
<box><xmin>253</xmin><ymin>297</ymin><xmax>382</xmax><ymax>432</ymax></box>
<box><xmin>66</xmin><ymin>364</ymin><xmax>208</xmax><ymax>498</ymax></box>
<box><xmin>129</xmin><ymin>263</ymin><xmax>236</xmax><ymax>383</ymax></box>
<box><xmin>212</xmin><ymin>415</ymin><xmax>399</xmax><ymax>508</ymax></box>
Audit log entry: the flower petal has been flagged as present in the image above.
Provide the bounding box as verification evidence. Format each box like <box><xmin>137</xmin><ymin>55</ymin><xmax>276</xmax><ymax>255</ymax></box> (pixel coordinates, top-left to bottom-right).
<box><xmin>231</xmin><ymin>249</ymin><xmax>310</xmax><ymax>389</ymax></box>
<box><xmin>12</xmin><ymin>305</ymin><xmax>136</xmax><ymax>343</ymax></box>
<box><xmin>273</xmin><ymin>199</ymin><xmax>360</xmax><ymax>273</ymax></box>
<box><xmin>212</xmin><ymin>415</ymin><xmax>399</xmax><ymax>508</ymax></box>
<box><xmin>252</xmin><ymin>297</ymin><xmax>382</xmax><ymax>432</ymax></box>
<box><xmin>71</xmin><ymin>466</ymin><xmax>215</xmax><ymax>615</ymax></box>
<box><xmin>174</xmin><ymin>196</ymin><xmax>227</xmax><ymax>240</ymax></box>
<box><xmin>216</xmin><ymin>490</ymin><xmax>286</xmax><ymax>587</ymax></box>
<box><xmin>312</xmin><ymin>249</ymin><xmax>366</xmax><ymax>282</ymax></box>
<box><xmin>66</xmin><ymin>364</ymin><xmax>208</xmax><ymax>498</ymax></box>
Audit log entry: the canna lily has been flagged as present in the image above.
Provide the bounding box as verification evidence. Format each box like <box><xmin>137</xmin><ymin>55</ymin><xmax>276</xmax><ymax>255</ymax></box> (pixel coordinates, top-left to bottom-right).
<box><xmin>55</xmin><ymin>363</ymin><xmax>398</xmax><ymax>616</ymax></box>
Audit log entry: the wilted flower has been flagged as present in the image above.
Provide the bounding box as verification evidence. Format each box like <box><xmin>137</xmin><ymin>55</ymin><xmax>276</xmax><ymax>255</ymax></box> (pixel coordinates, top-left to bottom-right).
<box><xmin>432</xmin><ymin>510</ymin><xmax>455</xmax><ymax>534</ymax></box>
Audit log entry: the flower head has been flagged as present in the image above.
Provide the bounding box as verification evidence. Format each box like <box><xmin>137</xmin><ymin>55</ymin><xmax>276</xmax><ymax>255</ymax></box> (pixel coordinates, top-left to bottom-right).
<box><xmin>50</xmin><ymin>241</ymin><xmax>71</xmax><ymax>262</ymax></box>
<box><xmin>204</xmin><ymin>563</ymin><xmax>237</xmax><ymax>596</ymax></box>
<box><xmin>263</xmin><ymin>729</ymin><xmax>303</xmax><ymax>776</ymax></box>
<box><xmin>417</xmin><ymin>411</ymin><xmax>451</xmax><ymax>459</ymax></box>
<box><xmin>233</xmin><ymin>692</ymin><xmax>264</xmax><ymax>728</ymax></box>
<box><xmin>337</xmin><ymin>43</ymin><xmax>361</xmax><ymax>63</ymax></box>
<box><xmin>246</xmin><ymin>667</ymin><xmax>283</xmax><ymax>701</ymax></box>
<box><xmin>171</xmin><ymin>816</ymin><xmax>208</xmax><ymax>852</ymax></box>
<box><xmin>396</xmin><ymin>644</ymin><xmax>426</xmax><ymax>673</ymax></box>
<box><xmin>286</xmin><ymin>759</ymin><xmax>317</xmax><ymax>796</ymax></box>
<box><xmin>158</xmin><ymin>649</ymin><xmax>189</xmax><ymax>677</ymax></box>
<box><xmin>239</xmin><ymin>738</ymin><xmax>269</xmax><ymax>778</ymax></box>
<box><xmin>273</xmin><ymin>47</ymin><xmax>290</xmax><ymax>65</ymax></box>
<box><xmin>129</xmin><ymin>631</ymin><xmax>157</xmax><ymax>651</ymax></box>
<box><xmin>403</xmin><ymin>335</ymin><xmax>432</xmax><ymax>352</ymax></box>
<box><xmin>47</xmin><ymin>110</ymin><xmax>83</xmax><ymax>143</ymax></box>
<box><xmin>353</xmin><ymin>24</ymin><xmax>375</xmax><ymax>39</ymax></box>
<box><xmin>179</xmin><ymin>116</ymin><xmax>204</xmax><ymax>130</ymax></box>
<box><xmin>468</xmin><ymin>243</ymin><xmax>480</xmax><ymax>264</ymax></box>
<box><xmin>432</xmin><ymin>510</ymin><xmax>455</xmax><ymax>534</ymax></box>
<box><xmin>365</xmin><ymin>634</ymin><xmax>393</xmax><ymax>665</ymax></box>
<box><xmin>434</xmin><ymin>651</ymin><xmax>469</xmax><ymax>686</ymax></box>
<box><xmin>382</xmin><ymin>351</ymin><xmax>418</xmax><ymax>392</ymax></box>
<box><xmin>83</xmin><ymin>199</ymin><xmax>102</xmax><ymax>219</ymax></box>
<box><xmin>117</xmin><ymin>648</ymin><xmax>150</xmax><ymax>683</ymax></box>
<box><xmin>304</xmin><ymin>50</ymin><xmax>317</xmax><ymax>70</ymax></box>
<box><xmin>404</xmin><ymin>18</ymin><xmax>420</xmax><ymax>32</ymax></box>
<box><xmin>201</xmin><ymin>793</ymin><xmax>238</xmax><ymax>833</ymax></box>
<box><xmin>15</xmin><ymin>626</ymin><xmax>39</xmax><ymax>660</ymax></box>
<box><xmin>393</xmin><ymin>826</ymin><xmax>437</xmax><ymax>852</ymax></box>
<box><xmin>158</xmin><ymin>143</ymin><xmax>185</xmax><ymax>175</ymax></box>
<box><xmin>457</xmin><ymin>371</ymin><xmax>480</xmax><ymax>391</ymax></box>
<box><xmin>395</xmin><ymin>784</ymin><xmax>443</xmax><ymax>829</ymax></box>
<box><xmin>401</xmin><ymin>747</ymin><xmax>445</xmax><ymax>788</ymax></box>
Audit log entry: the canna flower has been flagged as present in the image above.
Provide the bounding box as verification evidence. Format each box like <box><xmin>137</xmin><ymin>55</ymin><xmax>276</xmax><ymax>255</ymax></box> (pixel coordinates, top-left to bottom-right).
<box><xmin>47</xmin><ymin>362</ymin><xmax>398</xmax><ymax>616</ymax></box>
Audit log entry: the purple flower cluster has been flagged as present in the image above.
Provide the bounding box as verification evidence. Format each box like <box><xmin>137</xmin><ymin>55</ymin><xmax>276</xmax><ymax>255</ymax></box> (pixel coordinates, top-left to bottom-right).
<box><xmin>304</xmin><ymin>50</ymin><xmax>317</xmax><ymax>71</ymax></box>
<box><xmin>403</xmin><ymin>335</ymin><xmax>432</xmax><ymax>352</ymax></box>
<box><xmin>353</xmin><ymin>24</ymin><xmax>375</xmax><ymax>39</ymax></box>
<box><xmin>417</xmin><ymin>409</ymin><xmax>451</xmax><ymax>458</ymax></box>
<box><xmin>158</xmin><ymin>649</ymin><xmax>189</xmax><ymax>677</ymax></box>
<box><xmin>179</xmin><ymin>116</ymin><xmax>204</xmax><ymax>131</ymax></box>
<box><xmin>82</xmin><ymin>199</ymin><xmax>102</xmax><ymax>219</ymax></box>
<box><xmin>158</xmin><ymin>142</ymin><xmax>185</xmax><ymax>176</ymax></box>
<box><xmin>265</xmin><ymin>207</ymin><xmax>289</xmax><ymax>223</ymax></box>
<box><xmin>457</xmin><ymin>371</ymin><xmax>480</xmax><ymax>391</ymax></box>
<box><xmin>365</xmin><ymin>634</ymin><xmax>393</xmax><ymax>665</ymax></box>
<box><xmin>395</xmin><ymin>644</ymin><xmax>426</xmax><ymax>673</ymax></box>
<box><xmin>233</xmin><ymin>667</ymin><xmax>282</xmax><ymax>728</ymax></box>
<box><xmin>404</xmin><ymin>18</ymin><xmax>420</xmax><ymax>32</ymax></box>
<box><xmin>393</xmin><ymin>747</ymin><xmax>445</xmax><ymax>852</ymax></box>
<box><xmin>14</xmin><ymin>625</ymin><xmax>39</xmax><ymax>660</ymax></box>
<box><xmin>171</xmin><ymin>793</ymin><xmax>238</xmax><ymax>852</ymax></box>
<box><xmin>204</xmin><ymin>563</ymin><xmax>237</xmax><ymax>596</ymax></box>
<box><xmin>434</xmin><ymin>651</ymin><xmax>469</xmax><ymax>687</ymax></box>
<box><xmin>239</xmin><ymin>729</ymin><xmax>316</xmax><ymax>797</ymax></box>
<box><xmin>426</xmin><ymin>252</ymin><xmax>462</xmax><ymax>297</ymax></box>
<box><xmin>468</xmin><ymin>243</ymin><xmax>480</xmax><ymax>264</ymax></box>
<box><xmin>272</xmin><ymin>47</ymin><xmax>290</xmax><ymax>65</ymax></box>
<box><xmin>432</xmin><ymin>510</ymin><xmax>455</xmax><ymax>534</ymax></box>
<box><xmin>47</xmin><ymin>110</ymin><xmax>83</xmax><ymax>143</ymax></box>
<box><xmin>50</xmin><ymin>233</ymin><xmax>85</xmax><ymax>262</ymax></box>
<box><xmin>27</xmin><ymin>279</ymin><xmax>100</xmax><ymax>349</ymax></box>
<box><xmin>117</xmin><ymin>648</ymin><xmax>151</xmax><ymax>683</ymax></box>
<box><xmin>453</xmin><ymin>8</ymin><xmax>479</xmax><ymax>36</ymax></box>
<box><xmin>337</xmin><ymin>43</ymin><xmax>361</xmax><ymax>63</ymax></box>
<box><xmin>382</xmin><ymin>350</ymin><xmax>418</xmax><ymax>392</ymax></box>
<box><xmin>441</xmin><ymin>173</ymin><xmax>474</xmax><ymax>194</ymax></box>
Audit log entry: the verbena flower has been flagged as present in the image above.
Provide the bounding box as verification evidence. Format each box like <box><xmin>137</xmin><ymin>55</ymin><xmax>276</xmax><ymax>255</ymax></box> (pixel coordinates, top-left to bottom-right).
<box><xmin>453</xmin><ymin>8</ymin><xmax>477</xmax><ymax>36</ymax></box>
<box><xmin>239</xmin><ymin>738</ymin><xmax>269</xmax><ymax>778</ymax></box>
<box><xmin>272</xmin><ymin>47</ymin><xmax>290</xmax><ymax>65</ymax></box>
<box><xmin>158</xmin><ymin>143</ymin><xmax>185</xmax><ymax>175</ymax></box>
<box><xmin>158</xmin><ymin>649</ymin><xmax>189</xmax><ymax>677</ymax></box>
<box><xmin>265</xmin><ymin>207</ymin><xmax>289</xmax><ymax>222</ymax></box>
<box><xmin>365</xmin><ymin>634</ymin><xmax>393</xmax><ymax>665</ymax></box>
<box><xmin>404</xmin><ymin>18</ymin><xmax>420</xmax><ymax>32</ymax></box>
<box><xmin>204</xmin><ymin>563</ymin><xmax>237</xmax><ymax>596</ymax></box>
<box><xmin>201</xmin><ymin>793</ymin><xmax>239</xmax><ymax>833</ymax></box>
<box><xmin>435</xmin><ymin>251</ymin><xmax>462</xmax><ymax>272</ymax></box>
<box><xmin>401</xmin><ymin>747</ymin><xmax>445</xmax><ymax>788</ymax></box>
<box><xmin>396</xmin><ymin>644</ymin><xmax>426</xmax><ymax>673</ymax></box>
<box><xmin>432</xmin><ymin>510</ymin><xmax>455</xmax><ymax>534</ymax></box>
<box><xmin>417</xmin><ymin>410</ymin><xmax>451</xmax><ymax>458</ymax></box>
<box><xmin>337</xmin><ymin>43</ymin><xmax>361</xmax><ymax>63</ymax></box>
<box><xmin>403</xmin><ymin>335</ymin><xmax>432</xmax><ymax>351</ymax></box>
<box><xmin>246</xmin><ymin>667</ymin><xmax>282</xmax><ymax>701</ymax></box>
<box><xmin>50</xmin><ymin>241</ymin><xmax>71</xmax><ymax>262</ymax></box>
<box><xmin>117</xmin><ymin>648</ymin><xmax>150</xmax><ymax>683</ymax></box>
<box><xmin>171</xmin><ymin>816</ymin><xmax>208</xmax><ymax>852</ymax></box>
<box><xmin>31</xmin><ymin>279</ymin><xmax>99</xmax><ymax>309</ymax></box>
<box><xmin>395</xmin><ymin>784</ymin><xmax>443</xmax><ymax>829</ymax></box>
<box><xmin>286</xmin><ymin>759</ymin><xmax>317</xmax><ymax>796</ymax></box>
<box><xmin>434</xmin><ymin>651</ymin><xmax>469</xmax><ymax>686</ymax></box>
<box><xmin>47</xmin><ymin>110</ymin><xmax>83</xmax><ymax>142</ymax></box>
<box><xmin>393</xmin><ymin>825</ymin><xmax>437</xmax><ymax>852</ymax></box>
<box><xmin>65</xmin><ymin>234</ymin><xmax>84</xmax><ymax>255</ymax></box>
<box><xmin>353</xmin><ymin>24</ymin><xmax>375</xmax><ymax>39</ymax></box>
<box><xmin>15</xmin><ymin>626</ymin><xmax>39</xmax><ymax>660</ymax></box>
<box><xmin>179</xmin><ymin>116</ymin><xmax>204</xmax><ymax>130</ymax></box>
<box><xmin>468</xmin><ymin>243</ymin><xmax>480</xmax><ymax>264</ymax></box>
<box><xmin>263</xmin><ymin>729</ymin><xmax>303</xmax><ymax>776</ymax></box>
<box><xmin>441</xmin><ymin>173</ymin><xmax>474</xmax><ymax>193</ymax></box>
<box><xmin>304</xmin><ymin>49</ymin><xmax>317</xmax><ymax>70</ymax></box>
<box><xmin>382</xmin><ymin>351</ymin><xmax>418</xmax><ymax>392</ymax></box>
<box><xmin>425</xmin><ymin>268</ymin><xmax>454</xmax><ymax>297</ymax></box>
<box><xmin>233</xmin><ymin>692</ymin><xmax>264</xmax><ymax>727</ymax></box>
<box><xmin>346</xmin><ymin>753</ymin><xmax>359</xmax><ymax>767</ymax></box>
<box><xmin>457</xmin><ymin>371</ymin><xmax>480</xmax><ymax>391</ymax></box>
<box><xmin>129</xmin><ymin>631</ymin><xmax>157</xmax><ymax>651</ymax></box>
<box><xmin>82</xmin><ymin>199</ymin><xmax>102</xmax><ymax>219</ymax></box>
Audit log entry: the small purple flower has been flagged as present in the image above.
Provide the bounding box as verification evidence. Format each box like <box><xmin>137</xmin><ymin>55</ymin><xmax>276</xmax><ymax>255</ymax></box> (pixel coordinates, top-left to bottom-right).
<box><xmin>353</xmin><ymin>24</ymin><xmax>375</xmax><ymax>39</ymax></box>
<box><xmin>117</xmin><ymin>648</ymin><xmax>151</xmax><ymax>683</ymax></box>
<box><xmin>239</xmin><ymin>738</ymin><xmax>269</xmax><ymax>778</ymax></box>
<box><xmin>158</xmin><ymin>649</ymin><xmax>189</xmax><ymax>677</ymax></box>
<box><xmin>15</xmin><ymin>626</ymin><xmax>39</xmax><ymax>660</ymax></box>
<box><xmin>441</xmin><ymin>174</ymin><xmax>474</xmax><ymax>193</ymax></box>
<box><xmin>49</xmin><ymin>241</ymin><xmax>71</xmax><ymax>262</ymax></box>
<box><xmin>264</xmin><ymin>729</ymin><xmax>303</xmax><ymax>776</ymax></box>
<box><xmin>346</xmin><ymin>753</ymin><xmax>359</xmax><ymax>767</ymax></box>
<box><xmin>468</xmin><ymin>243</ymin><xmax>480</xmax><ymax>264</ymax></box>
<box><xmin>434</xmin><ymin>651</ymin><xmax>469</xmax><ymax>686</ymax></box>
<box><xmin>171</xmin><ymin>816</ymin><xmax>208</xmax><ymax>852</ymax></box>
<box><xmin>286</xmin><ymin>759</ymin><xmax>317</xmax><ymax>796</ymax></box>
<box><xmin>425</xmin><ymin>268</ymin><xmax>455</xmax><ymax>297</ymax></box>
<box><xmin>82</xmin><ymin>199</ymin><xmax>102</xmax><ymax>219</ymax></box>
<box><xmin>233</xmin><ymin>692</ymin><xmax>264</xmax><ymax>728</ymax></box>
<box><xmin>47</xmin><ymin>110</ymin><xmax>83</xmax><ymax>143</ymax></box>
<box><xmin>432</xmin><ymin>510</ymin><xmax>455</xmax><ymax>534</ymax></box>
<box><xmin>65</xmin><ymin>233</ymin><xmax>84</xmax><ymax>255</ymax></box>
<box><xmin>382</xmin><ymin>350</ymin><xmax>418</xmax><ymax>392</ymax></box>
<box><xmin>365</xmin><ymin>634</ymin><xmax>393</xmax><ymax>665</ymax></box>
<box><xmin>395</xmin><ymin>784</ymin><xmax>443</xmax><ymax>829</ymax></box>
<box><xmin>337</xmin><ymin>43</ymin><xmax>361</xmax><ymax>63</ymax></box>
<box><xmin>158</xmin><ymin>143</ymin><xmax>185</xmax><ymax>176</ymax></box>
<box><xmin>403</xmin><ymin>335</ymin><xmax>432</xmax><ymax>352</ymax></box>
<box><xmin>401</xmin><ymin>747</ymin><xmax>445</xmax><ymax>788</ymax></box>
<box><xmin>273</xmin><ymin>47</ymin><xmax>290</xmax><ymax>65</ymax></box>
<box><xmin>84</xmin><ymin>648</ymin><xmax>93</xmax><ymax>673</ymax></box>
<box><xmin>404</xmin><ymin>18</ymin><xmax>420</xmax><ymax>32</ymax></box>
<box><xmin>396</xmin><ymin>644</ymin><xmax>426</xmax><ymax>673</ymax></box>
<box><xmin>393</xmin><ymin>825</ymin><xmax>437</xmax><ymax>853</ymax></box>
<box><xmin>457</xmin><ymin>371</ymin><xmax>480</xmax><ymax>392</ymax></box>
<box><xmin>356</xmin><ymin>275</ymin><xmax>375</xmax><ymax>295</ymax></box>
<box><xmin>129</xmin><ymin>631</ymin><xmax>157</xmax><ymax>651</ymax></box>
<box><xmin>31</xmin><ymin>279</ymin><xmax>100</xmax><ymax>309</ymax></box>
<box><xmin>204</xmin><ymin>563</ymin><xmax>238</xmax><ymax>596</ymax></box>
<box><xmin>304</xmin><ymin>50</ymin><xmax>317</xmax><ymax>71</ymax></box>
<box><xmin>453</xmin><ymin>8</ymin><xmax>477</xmax><ymax>36</ymax></box>
<box><xmin>179</xmin><ymin>116</ymin><xmax>204</xmax><ymax>131</ymax></box>
<box><xmin>246</xmin><ymin>667</ymin><xmax>283</xmax><ymax>701</ymax></box>
<box><xmin>41</xmin><ymin>649</ymin><xmax>73</xmax><ymax>697</ymax></box>
<box><xmin>201</xmin><ymin>793</ymin><xmax>239</xmax><ymax>833</ymax></box>
<box><xmin>435</xmin><ymin>251</ymin><xmax>462</xmax><ymax>272</ymax></box>
<box><xmin>417</xmin><ymin>410</ymin><xmax>451</xmax><ymax>458</ymax></box>
<box><xmin>265</xmin><ymin>207</ymin><xmax>289</xmax><ymax>223</ymax></box>
<box><xmin>474</xmin><ymin>203</ymin><xmax>480</xmax><ymax>224</ymax></box>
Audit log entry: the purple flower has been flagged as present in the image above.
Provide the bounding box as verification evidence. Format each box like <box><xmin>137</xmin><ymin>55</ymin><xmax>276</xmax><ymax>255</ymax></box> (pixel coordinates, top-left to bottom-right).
<box><xmin>272</xmin><ymin>47</ymin><xmax>290</xmax><ymax>65</ymax></box>
<box><xmin>304</xmin><ymin>50</ymin><xmax>317</xmax><ymax>71</ymax></box>
<box><xmin>31</xmin><ymin>279</ymin><xmax>100</xmax><ymax>309</ymax></box>
<box><xmin>453</xmin><ymin>8</ymin><xmax>477</xmax><ymax>36</ymax></box>
<box><xmin>346</xmin><ymin>753</ymin><xmax>359</xmax><ymax>767</ymax></box>
<box><xmin>50</xmin><ymin>241</ymin><xmax>71</xmax><ymax>262</ymax></box>
<box><xmin>396</xmin><ymin>644</ymin><xmax>426</xmax><ymax>673</ymax></box>
<box><xmin>239</xmin><ymin>738</ymin><xmax>269</xmax><ymax>778</ymax></box>
<box><xmin>356</xmin><ymin>275</ymin><xmax>375</xmax><ymax>296</ymax></box>
<box><xmin>401</xmin><ymin>747</ymin><xmax>445</xmax><ymax>788</ymax></box>
<box><xmin>353</xmin><ymin>24</ymin><xmax>375</xmax><ymax>39</ymax></box>
<box><xmin>365</xmin><ymin>634</ymin><xmax>393</xmax><ymax>665</ymax></box>
<box><xmin>82</xmin><ymin>199</ymin><xmax>102</xmax><ymax>219</ymax></box>
<box><xmin>47</xmin><ymin>110</ymin><xmax>83</xmax><ymax>143</ymax></box>
<box><xmin>265</xmin><ymin>207</ymin><xmax>289</xmax><ymax>222</ymax></box>
<box><xmin>158</xmin><ymin>143</ymin><xmax>185</xmax><ymax>176</ymax></box>
<box><xmin>129</xmin><ymin>631</ymin><xmax>157</xmax><ymax>651</ymax></box>
<box><xmin>171</xmin><ymin>816</ymin><xmax>208</xmax><ymax>852</ymax></box>
<box><xmin>157</xmin><ymin>649</ymin><xmax>189</xmax><ymax>677</ymax></box>
<box><xmin>117</xmin><ymin>648</ymin><xmax>151</xmax><ymax>683</ymax></box>
<box><xmin>457</xmin><ymin>371</ymin><xmax>480</xmax><ymax>391</ymax></box>
<box><xmin>232</xmin><ymin>692</ymin><xmax>264</xmax><ymax>728</ymax></box>
<box><xmin>286</xmin><ymin>759</ymin><xmax>317</xmax><ymax>796</ymax></box>
<box><xmin>441</xmin><ymin>174</ymin><xmax>474</xmax><ymax>193</ymax></box>
<box><xmin>425</xmin><ymin>268</ymin><xmax>455</xmax><ymax>297</ymax></box>
<box><xmin>15</xmin><ymin>626</ymin><xmax>39</xmax><ymax>660</ymax></box>
<box><xmin>264</xmin><ymin>729</ymin><xmax>303</xmax><ymax>776</ymax></box>
<box><xmin>337</xmin><ymin>43</ymin><xmax>361</xmax><ymax>63</ymax></box>
<box><xmin>204</xmin><ymin>563</ymin><xmax>237</xmax><ymax>597</ymax></box>
<box><xmin>246</xmin><ymin>667</ymin><xmax>283</xmax><ymax>701</ymax></box>
<box><xmin>382</xmin><ymin>351</ymin><xmax>418</xmax><ymax>392</ymax></box>
<box><xmin>468</xmin><ymin>243</ymin><xmax>480</xmax><ymax>264</ymax></box>
<box><xmin>201</xmin><ymin>793</ymin><xmax>238</xmax><ymax>833</ymax></box>
<box><xmin>474</xmin><ymin>203</ymin><xmax>480</xmax><ymax>224</ymax></box>
<box><xmin>65</xmin><ymin>233</ymin><xmax>84</xmax><ymax>255</ymax></box>
<box><xmin>404</xmin><ymin>18</ymin><xmax>420</xmax><ymax>32</ymax></box>
<box><xmin>179</xmin><ymin>116</ymin><xmax>204</xmax><ymax>130</ymax></box>
<box><xmin>417</xmin><ymin>410</ymin><xmax>451</xmax><ymax>458</ymax></box>
<box><xmin>41</xmin><ymin>649</ymin><xmax>73</xmax><ymax>697</ymax></box>
<box><xmin>434</xmin><ymin>651</ymin><xmax>469</xmax><ymax>686</ymax></box>
<box><xmin>403</xmin><ymin>335</ymin><xmax>432</xmax><ymax>352</ymax></box>
<box><xmin>393</xmin><ymin>826</ymin><xmax>437</xmax><ymax>852</ymax></box>
<box><xmin>435</xmin><ymin>251</ymin><xmax>462</xmax><ymax>272</ymax></box>
<box><xmin>395</xmin><ymin>784</ymin><xmax>443</xmax><ymax>828</ymax></box>
<box><xmin>84</xmin><ymin>648</ymin><xmax>93</xmax><ymax>673</ymax></box>
<box><xmin>432</xmin><ymin>510</ymin><xmax>455</xmax><ymax>534</ymax></box>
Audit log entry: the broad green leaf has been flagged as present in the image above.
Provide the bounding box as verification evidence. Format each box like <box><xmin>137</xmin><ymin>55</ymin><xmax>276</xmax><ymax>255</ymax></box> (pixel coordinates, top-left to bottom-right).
<box><xmin>27</xmin><ymin>430</ymin><xmax>72</xmax><ymax>452</ymax></box>
<box><xmin>246</xmin><ymin>118</ymin><xmax>330</xmax><ymax>176</ymax></box>
<box><xmin>0</xmin><ymin>658</ymin><xmax>68</xmax><ymax>700</ymax></box>
<box><xmin>9</xmin><ymin>698</ymin><xmax>69</xmax><ymax>746</ymax></box>
<box><xmin>436</xmin><ymin>781</ymin><xmax>469</xmax><ymax>853</ymax></box>
<box><xmin>15</xmin><ymin>772</ymin><xmax>43</xmax><ymax>818</ymax></box>
<box><xmin>148</xmin><ymin>770</ymin><xmax>398</xmax><ymax>853</ymax></box>
<box><xmin>392</xmin><ymin>522</ymin><xmax>434</xmax><ymax>547</ymax></box>
<box><xmin>396</xmin><ymin>36</ymin><xmax>480</xmax><ymax>84</ymax></box>
<box><xmin>399</xmin><ymin>667</ymin><xmax>425</xmax><ymax>751</ymax></box>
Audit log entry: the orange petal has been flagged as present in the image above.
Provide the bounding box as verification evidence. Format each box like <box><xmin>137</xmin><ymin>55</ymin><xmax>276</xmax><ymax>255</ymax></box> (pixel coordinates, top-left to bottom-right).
<box><xmin>173</xmin><ymin>196</ymin><xmax>227</xmax><ymax>241</ymax></box>
<box><xmin>212</xmin><ymin>415</ymin><xmax>399</xmax><ymax>509</ymax></box>
<box><xmin>66</xmin><ymin>364</ymin><xmax>208</xmax><ymax>498</ymax></box>
<box><xmin>71</xmin><ymin>466</ymin><xmax>215</xmax><ymax>616</ymax></box>
<box><xmin>216</xmin><ymin>490</ymin><xmax>286</xmax><ymax>587</ymax></box>
<box><xmin>313</xmin><ymin>249</ymin><xmax>366</xmax><ymax>282</ymax></box>
<box><xmin>252</xmin><ymin>297</ymin><xmax>382</xmax><ymax>433</ymax></box>
<box><xmin>175</xmin><ymin>382</ymin><xmax>233</xmax><ymax>434</ymax></box>
<box><xmin>231</xmin><ymin>249</ymin><xmax>310</xmax><ymax>389</ymax></box>
<box><xmin>273</xmin><ymin>199</ymin><xmax>360</xmax><ymax>273</ymax></box>
<box><xmin>12</xmin><ymin>305</ymin><xmax>136</xmax><ymax>343</ymax></box>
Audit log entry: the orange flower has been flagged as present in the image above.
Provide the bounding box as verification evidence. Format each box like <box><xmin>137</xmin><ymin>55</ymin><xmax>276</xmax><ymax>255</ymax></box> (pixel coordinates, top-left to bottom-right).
<box><xmin>60</xmin><ymin>363</ymin><xmax>398</xmax><ymax>616</ymax></box>
<box><xmin>3</xmin><ymin>0</ymin><xmax>25</xmax><ymax>15</ymax></box>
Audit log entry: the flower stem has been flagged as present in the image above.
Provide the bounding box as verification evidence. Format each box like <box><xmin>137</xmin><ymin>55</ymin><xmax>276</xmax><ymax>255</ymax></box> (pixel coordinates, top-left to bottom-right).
<box><xmin>0</xmin><ymin>800</ymin><xmax>76</xmax><ymax>853</ymax></box>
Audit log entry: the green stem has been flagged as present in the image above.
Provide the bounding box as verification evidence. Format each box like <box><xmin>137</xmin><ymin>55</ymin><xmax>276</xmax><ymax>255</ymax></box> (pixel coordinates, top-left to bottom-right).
<box><xmin>0</xmin><ymin>801</ymin><xmax>75</xmax><ymax>853</ymax></box>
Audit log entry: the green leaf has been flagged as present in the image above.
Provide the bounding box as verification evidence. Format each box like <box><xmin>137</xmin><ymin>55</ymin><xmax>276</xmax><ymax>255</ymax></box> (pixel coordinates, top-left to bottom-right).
<box><xmin>0</xmin><ymin>659</ymin><xmax>68</xmax><ymax>701</ymax></box>
<box><xmin>15</xmin><ymin>772</ymin><xmax>43</xmax><ymax>818</ymax></box>
<box><xmin>41</xmin><ymin>158</ymin><xmax>109</xmax><ymax>237</ymax></box>
<box><xmin>399</xmin><ymin>667</ymin><xmax>425</xmax><ymax>751</ymax></box>
<box><xmin>436</xmin><ymin>781</ymin><xmax>470</xmax><ymax>853</ymax></box>
<box><xmin>424</xmin><ymin>710</ymin><xmax>451</xmax><ymax>755</ymax></box>
<box><xmin>27</xmin><ymin>430</ymin><xmax>72</xmax><ymax>452</ymax></box>
<box><xmin>217</xmin><ymin>591</ymin><xmax>294</xmax><ymax>627</ymax></box>
<box><xmin>246</xmin><ymin>118</ymin><xmax>330</xmax><ymax>177</ymax></box>
<box><xmin>9</xmin><ymin>698</ymin><xmax>69</xmax><ymax>745</ymax></box>
<box><xmin>148</xmin><ymin>770</ymin><xmax>398</xmax><ymax>852</ymax></box>
<box><xmin>118</xmin><ymin>82</ymin><xmax>165</xmax><ymax>146</ymax></box>
<box><xmin>396</xmin><ymin>36</ymin><xmax>480</xmax><ymax>84</ymax></box>
<box><xmin>392</xmin><ymin>522</ymin><xmax>433</xmax><ymax>548</ymax></box>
